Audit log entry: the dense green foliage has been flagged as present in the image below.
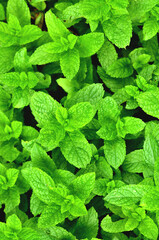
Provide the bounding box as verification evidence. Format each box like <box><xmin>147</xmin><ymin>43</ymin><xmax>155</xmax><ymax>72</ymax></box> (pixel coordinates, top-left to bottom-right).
<box><xmin>0</xmin><ymin>0</ymin><xmax>159</xmax><ymax>239</ymax></box>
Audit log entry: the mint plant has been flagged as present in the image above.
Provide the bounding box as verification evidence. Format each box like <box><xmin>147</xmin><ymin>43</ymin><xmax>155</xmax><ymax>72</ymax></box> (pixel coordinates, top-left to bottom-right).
<box><xmin>1</xmin><ymin>0</ymin><xmax>159</xmax><ymax>239</ymax></box>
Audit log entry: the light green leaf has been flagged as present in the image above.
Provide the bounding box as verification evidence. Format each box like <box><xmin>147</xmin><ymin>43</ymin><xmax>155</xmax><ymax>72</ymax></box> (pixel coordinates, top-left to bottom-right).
<box><xmin>21</xmin><ymin>167</ymin><xmax>55</xmax><ymax>204</ymax></box>
<box><xmin>143</xmin><ymin>135</ymin><xmax>159</xmax><ymax>173</ymax></box>
<box><xmin>45</xmin><ymin>10</ymin><xmax>69</xmax><ymax>41</ymax></box>
<box><xmin>73</xmin><ymin>207</ymin><xmax>98</xmax><ymax>239</ymax></box>
<box><xmin>140</xmin><ymin>188</ymin><xmax>159</xmax><ymax>211</ymax></box>
<box><xmin>0</xmin><ymin>46</ymin><xmax>19</xmax><ymax>74</ymax></box>
<box><xmin>31</xmin><ymin>144</ymin><xmax>56</xmax><ymax>177</ymax></box>
<box><xmin>18</xmin><ymin>228</ymin><xmax>39</xmax><ymax>240</ymax></box>
<box><xmin>107</xmin><ymin>58</ymin><xmax>133</xmax><ymax>78</ymax></box>
<box><xmin>2</xmin><ymin>187</ymin><xmax>20</xmax><ymax>213</ymax></box>
<box><xmin>138</xmin><ymin>216</ymin><xmax>158</xmax><ymax>240</ymax></box>
<box><xmin>38</xmin><ymin>205</ymin><xmax>68</xmax><ymax>228</ymax></box>
<box><xmin>102</xmin><ymin>15</ymin><xmax>132</xmax><ymax>48</ymax></box>
<box><xmin>97</xmin><ymin>120</ymin><xmax>117</xmax><ymax>140</ymax></box>
<box><xmin>137</xmin><ymin>89</ymin><xmax>159</xmax><ymax>119</ymax></box>
<box><xmin>79</xmin><ymin>0</ymin><xmax>109</xmax><ymax>20</ymax></box>
<box><xmin>97</xmin><ymin>39</ymin><xmax>118</xmax><ymax>72</ymax></box>
<box><xmin>12</xmin><ymin>87</ymin><xmax>31</xmax><ymax>108</ymax></box>
<box><xmin>6</xmin><ymin>214</ymin><xmax>22</xmax><ymax>232</ymax></box>
<box><xmin>30</xmin><ymin>43</ymin><xmax>61</xmax><ymax>65</ymax></box>
<box><xmin>69</xmin><ymin>197</ymin><xmax>87</xmax><ymax>216</ymax></box>
<box><xmin>7</xmin><ymin>0</ymin><xmax>31</xmax><ymax>26</ymax></box>
<box><xmin>66</xmin><ymin>102</ymin><xmax>95</xmax><ymax>131</ymax></box>
<box><xmin>30</xmin><ymin>193</ymin><xmax>46</xmax><ymax>216</ymax></box>
<box><xmin>98</xmin><ymin>97</ymin><xmax>120</xmax><ymax>124</ymax></box>
<box><xmin>20</xmin><ymin>25</ymin><xmax>43</xmax><ymax>45</ymax></box>
<box><xmin>123</xmin><ymin>149</ymin><xmax>145</xmax><ymax>173</ymax></box>
<box><xmin>60</xmin><ymin>48</ymin><xmax>80</xmax><ymax>80</ymax></box>
<box><xmin>69</xmin><ymin>173</ymin><xmax>95</xmax><ymax>201</ymax></box>
<box><xmin>118</xmin><ymin>117</ymin><xmax>145</xmax><ymax>137</ymax></box>
<box><xmin>105</xmin><ymin>185</ymin><xmax>151</xmax><ymax>206</ymax></box>
<box><xmin>6</xmin><ymin>168</ymin><xmax>19</xmax><ymax>188</ymax></box>
<box><xmin>38</xmin><ymin>122</ymin><xmax>65</xmax><ymax>151</ymax></box>
<box><xmin>101</xmin><ymin>215</ymin><xmax>127</xmax><ymax>233</ymax></box>
<box><xmin>104</xmin><ymin>138</ymin><xmax>126</xmax><ymax>169</ymax></box>
<box><xmin>110</xmin><ymin>0</ymin><xmax>129</xmax><ymax>9</ymax></box>
<box><xmin>30</xmin><ymin>91</ymin><xmax>60</xmax><ymax>127</ymax></box>
<box><xmin>65</xmin><ymin>83</ymin><xmax>104</xmax><ymax>108</ymax></box>
<box><xmin>76</xmin><ymin>32</ymin><xmax>104</xmax><ymax>57</ymax></box>
<box><xmin>14</xmin><ymin>47</ymin><xmax>32</xmax><ymax>72</ymax></box>
<box><xmin>60</xmin><ymin>131</ymin><xmax>92</xmax><ymax>168</ymax></box>
<box><xmin>143</xmin><ymin>17</ymin><xmax>159</xmax><ymax>41</ymax></box>
<box><xmin>0</xmin><ymin>4</ymin><xmax>5</xmax><ymax>21</ymax></box>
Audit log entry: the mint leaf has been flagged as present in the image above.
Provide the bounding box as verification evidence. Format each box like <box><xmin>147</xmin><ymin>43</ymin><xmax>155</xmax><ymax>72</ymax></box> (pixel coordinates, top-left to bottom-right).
<box><xmin>30</xmin><ymin>92</ymin><xmax>60</xmax><ymax>127</ymax></box>
<box><xmin>60</xmin><ymin>48</ymin><xmax>80</xmax><ymax>80</ymax></box>
<box><xmin>143</xmin><ymin>17</ymin><xmax>159</xmax><ymax>41</ymax></box>
<box><xmin>102</xmin><ymin>15</ymin><xmax>132</xmax><ymax>48</ymax></box>
<box><xmin>101</xmin><ymin>215</ymin><xmax>127</xmax><ymax>233</ymax></box>
<box><xmin>7</xmin><ymin>0</ymin><xmax>31</xmax><ymax>27</ymax></box>
<box><xmin>60</xmin><ymin>131</ymin><xmax>92</xmax><ymax>168</ymax></box>
<box><xmin>69</xmin><ymin>173</ymin><xmax>95</xmax><ymax>201</ymax></box>
<box><xmin>138</xmin><ymin>216</ymin><xmax>158</xmax><ymax>240</ymax></box>
<box><xmin>104</xmin><ymin>138</ymin><xmax>126</xmax><ymax>169</ymax></box>
<box><xmin>45</xmin><ymin>10</ymin><xmax>69</xmax><ymax>41</ymax></box>
<box><xmin>137</xmin><ymin>89</ymin><xmax>159</xmax><ymax>119</ymax></box>
<box><xmin>66</xmin><ymin>102</ymin><xmax>95</xmax><ymax>131</ymax></box>
<box><xmin>38</xmin><ymin>204</ymin><xmax>68</xmax><ymax>228</ymax></box>
<box><xmin>107</xmin><ymin>58</ymin><xmax>133</xmax><ymax>78</ymax></box>
<box><xmin>76</xmin><ymin>32</ymin><xmax>104</xmax><ymax>57</ymax></box>
<box><xmin>22</xmin><ymin>167</ymin><xmax>55</xmax><ymax>204</ymax></box>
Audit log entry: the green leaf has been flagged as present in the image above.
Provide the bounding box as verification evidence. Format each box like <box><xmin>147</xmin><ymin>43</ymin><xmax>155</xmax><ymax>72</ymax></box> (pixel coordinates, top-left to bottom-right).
<box><xmin>38</xmin><ymin>122</ymin><xmax>65</xmax><ymax>151</ymax></box>
<box><xmin>60</xmin><ymin>48</ymin><xmax>80</xmax><ymax>80</ymax></box>
<box><xmin>60</xmin><ymin>131</ymin><xmax>92</xmax><ymax>168</ymax></box>
<box><xmin>107</xmin><ymin>58</ymin><xmax>133</xmax><ymax>78</ymax></box>
<box><xmin>12</xmin><ymin>87</ymin><xmax>31</xmax><ymax>108</ymax></box>
<box><xmin>7</xmin><ymin>0</ymin><xmax>31</xmax><ymax>27</ymax></box>
<box><xmin>14</xmin><ymin>48</ymin><xmax>32</xmax><ymax>72</ymax></box>
<box><xmin>118</xmin><ymin>117</ymin><xmax>145</xmax><ymax>137</ymax></box>
<box><xmin>43</xmin><ymin>226</ymin><xmax>75</xmax><ymax>240</ymax></box>
<box><xmin>76</xmin><ymin>32</ymin><xmax>104</xmax><ymax>57</ymax></box>
<box><xmin>30</xmin><ymin>193</ymin><xmax>46</xmax><ymax>216</ymax></box>
<box><xmin>140</xmin><ymin>188</ymin><xmax>159</xmax><ymax>211</ymax></box>
<box><xmin>66</xmin><ymin>102</ymin><xmax>95</xmax><ymax>131</ymax></box>
<box><xmin>6</xmin><ymin>214</ymin><xmax>22</xmax><ymax>232</ymax></box>
<box><xmin>30</xmin><ymin>91</ymin><xmax>60</xmax><ymax>127</ymax></box>
<box><xmin>0</xmin><ymin>4</ymin><xmax>5</xmax><ymax>21</ymax></box>
<box><xmin>101</xmin><ymin>215</ymin><xmax>127</xmax><ymax>233</ymax></box>
<box><xmin>105</xmin><ymin>185</ymin><xmax>151</xmax><ymax>206</ymax></box>
<box><xmin>45</xmin><ymin>10</ymin><xmax>69</xmax><ymax>41</ymax></box>
<box><xmin>19</xmin><ymin>25</ymin><xmax>43</xmax><ymax>45</ymax></box>
<box><xmin>73</xmin><ymin>207</ymin><xmax>98</xmax><ymax>239</ymax></box>
<box><xmin>102</xmin><ymin>15</ymin><xmax>132</xmax><ymax>48</ymax></box>
<box><xmin>97</xmin><ymin>39</ymin><xmax>118</xmax><ymax>72</ymax></box>
<box><xmin>123</xmin><ymin>150</ymin><xmax>145</xmax><ymax>173</ymax></box>
<box><xmin>104</xmin><ymin>138</ymin><xmax>126</xmax><ymax>169</ymax></box>
<box><xmin>31</xmin><ymin>144</ymin><xmax>56</xmax><ymax>177</ymax></box>
<box><xmin>143</xmin><ymin>17</ymin><xmax>159</xmax><ymax>41</ymax></box>
<box><xmin>110</xmin><ymin>0</ymin><xmax>129</xmax><ymax>9</ymax></box>
<box><xmin>97</xmin><ymin>120</ymin><xmax>117</xmax><ymax>140</ymax></box>
<box><xmin>18</xmin><ymin>228</ymin><xmax>39</xmax><ymax>240</ymax></box>
<box><xmin>69</xmin><ymin>197</ymin><xmax>87</xmax><ymax>216</ymax></box>
<box><xmin>138</xmin><ymin>216</ymin><xmax>158</xmax><ymax>240</ymax></box>
<box><xmin>6</xmin><ymin>168</ymin><xmax>19</xmax><ymax>188</ymax></box>
<box><xmin>38</xmin><ymin>204</ymin><xmax>68</xmax><ymax>228</ymax></box>
<box><xmin>65</xmin><ymin>83</ymin><xmax>104</xmax><ymax>108</ymax></box>
<box><xmin>137</xmin><ymin>89</ymin><xmax>159</xmax><ymax>119</ymax></box>
<box><xmin>0</xmin><ymin>46</ymin><xmax>19</xmax><ymax>74</ymax></box>
<box><xmin>2</xmin><ymin>187</ymin><xmax>20</xmax><ymax>213</ymax></box>
<box><xmin>30</xmin><ymin>43</ymin><xmax>61</xmax><ymax>65</ymax></box>
<box><xmin>98</xmin><ymin>97</ymin><xmax>120</xmax><ymax>124</ymax></box>
<box><xmin>21</xmin><ymin>167</ymin><xmax>55</xmax><ymax>204</ymax></box>
<box><xmin>69</xmin><ymin>173</ymin><xmax>95</xmax><ymax>201</ymax></box>
<box><xmin>79</xmin><ymin>0</ymin><xmax>109</xmax><ymax>20</ymax></box>
<box><xmin>143</xmin><ymin>135</ymin><xmax>159</xmax><ymax>173</ymax></box>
